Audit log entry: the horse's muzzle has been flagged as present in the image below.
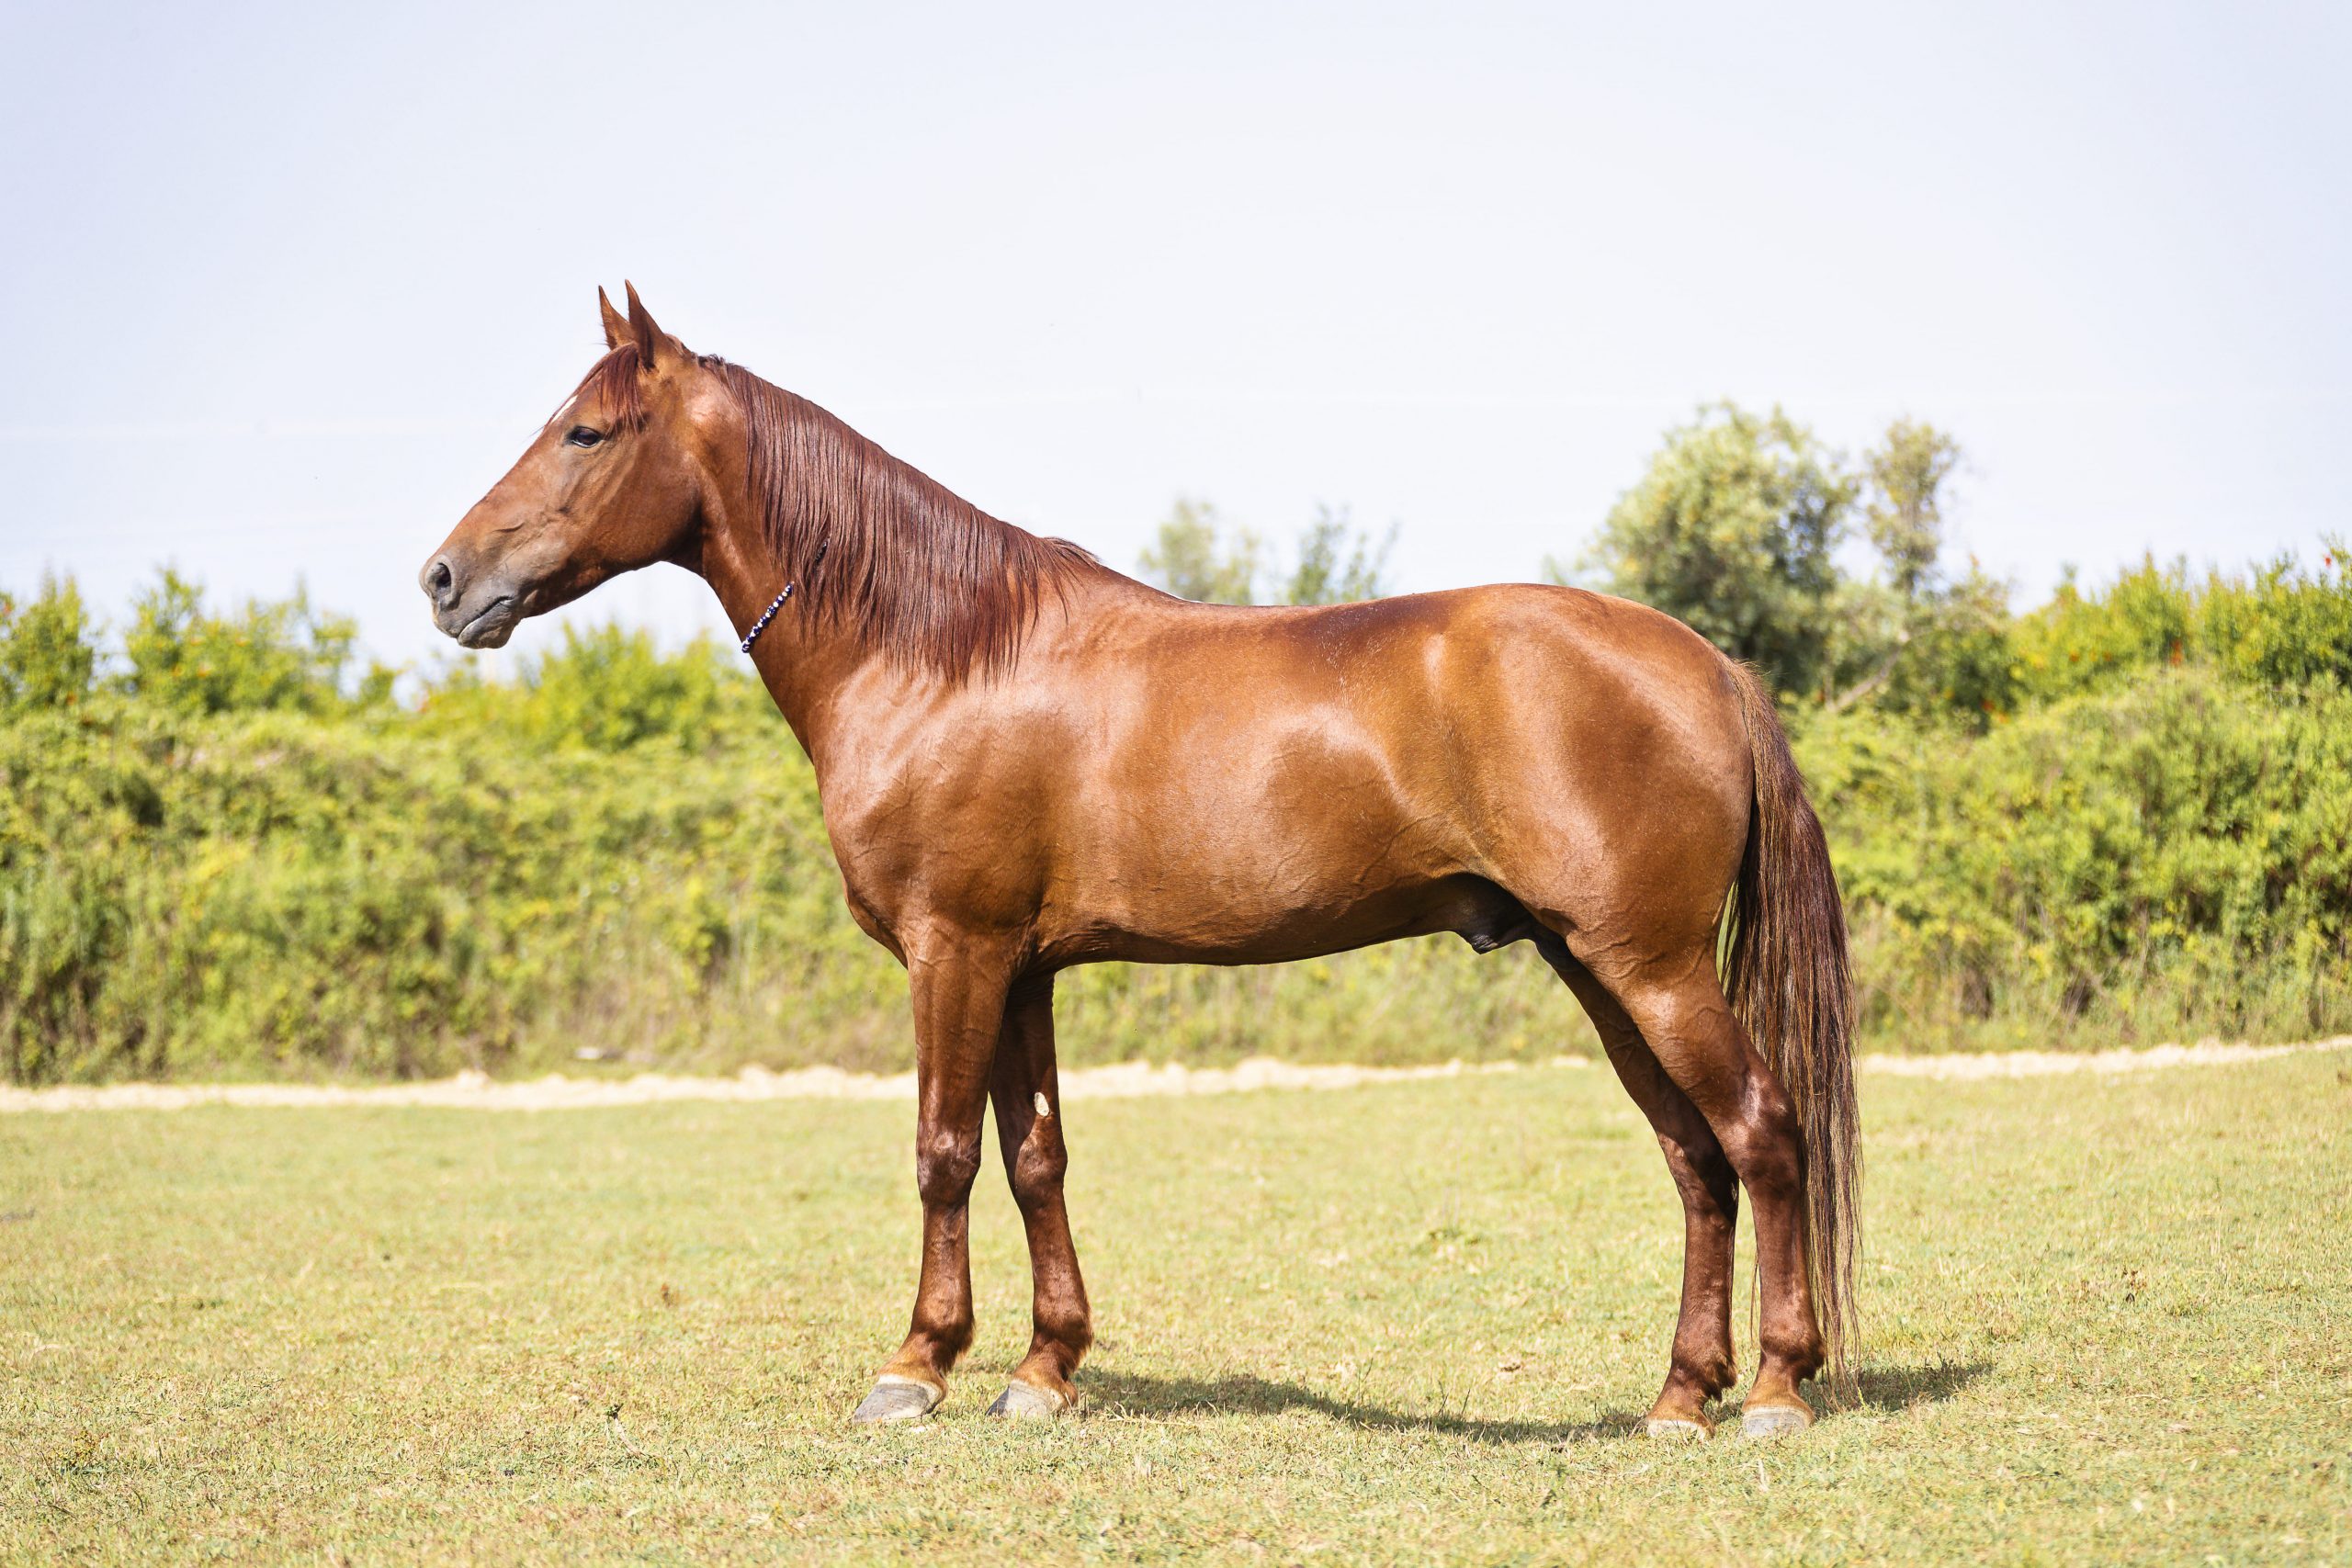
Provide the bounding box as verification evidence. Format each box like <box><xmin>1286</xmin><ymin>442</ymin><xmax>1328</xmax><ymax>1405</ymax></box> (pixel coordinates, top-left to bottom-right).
<box><xmin>450</xmin><ymin>594</ymin><xmax>518</xmax><ymax>649</ymax></box>
<box><xmin>421</xmin><ymin>550</ymin><xmax>520</xmax><ymax>649</ymax></box>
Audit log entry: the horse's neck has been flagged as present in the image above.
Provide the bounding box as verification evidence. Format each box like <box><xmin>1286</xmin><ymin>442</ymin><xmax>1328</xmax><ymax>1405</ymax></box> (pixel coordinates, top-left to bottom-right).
<box><xmin>692</xmin><ymin>478</ymin><xmax>891</xmax><ymax>765</ymax></box>
<box><xmin>688</xmin><ymin>408</ymin><xmax>1132</xmax><ymax>769</ymax></box>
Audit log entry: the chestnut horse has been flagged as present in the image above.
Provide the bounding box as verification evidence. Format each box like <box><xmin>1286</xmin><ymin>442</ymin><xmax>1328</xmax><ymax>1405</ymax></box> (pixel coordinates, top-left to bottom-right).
<box><xmin>422</xmin><ymin>286</ymin><xmax>1860</xmax><ymax>1438</ymax></box>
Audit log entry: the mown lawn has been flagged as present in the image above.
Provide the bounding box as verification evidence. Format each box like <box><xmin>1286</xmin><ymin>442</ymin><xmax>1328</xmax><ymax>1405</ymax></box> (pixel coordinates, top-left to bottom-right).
<box><xmin>3</xmin><ymin>1051</ymin><xmax>2347</xmax><ymax>1564</ymax></box>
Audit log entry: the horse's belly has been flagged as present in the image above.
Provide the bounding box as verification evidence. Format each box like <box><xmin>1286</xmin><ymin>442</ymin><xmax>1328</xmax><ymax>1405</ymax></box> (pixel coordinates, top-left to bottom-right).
<box><xmin>1063</xmin><ymin>891</ymin><xmax>1422</xmax><ymax>965</ymax></box>
<box><xmin>1041</xmin><ymin>799</ymin><xmax>1512</xmax><ymax>965</ymax></box>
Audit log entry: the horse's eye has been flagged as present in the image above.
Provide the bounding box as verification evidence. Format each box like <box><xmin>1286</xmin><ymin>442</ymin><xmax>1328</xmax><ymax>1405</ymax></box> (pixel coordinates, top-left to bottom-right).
<box><xmin>565</xmin><ymin>425</ymin><xmax>605</xmax><ymax>448</ymax></box>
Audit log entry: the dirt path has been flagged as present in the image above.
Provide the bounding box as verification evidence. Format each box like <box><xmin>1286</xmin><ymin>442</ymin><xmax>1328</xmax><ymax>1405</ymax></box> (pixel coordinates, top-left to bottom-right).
<box><xmin>1858</xmin><ymin>1036</ymin><xmax>2352</xmax><ymax>1079</ymax></box>
<box><xmin>4</xmin><ymin>1036</ymin><xmax>2346</xmax><ymax>1113</ymax></box>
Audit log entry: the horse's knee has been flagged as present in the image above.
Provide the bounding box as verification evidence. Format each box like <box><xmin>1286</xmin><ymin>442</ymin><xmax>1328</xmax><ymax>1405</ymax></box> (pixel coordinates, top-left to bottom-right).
<box><xmin>1718</xmin><ymin>1078</ymin><xmax>1805</xmax><ymax>1200</ymax></box>
<box><xmin>1623</xmin><ymin>983</ymin><xmax>1804</xmax><ymax>1202</ymax></box>
<box><xmin>1658</xmin><ymin>1132</ymin><xmax>1739</xmax><ymax>1226</ymax></box>
<box><xmin>1007</xmin><ymin>1132</ymin><xmax>1068</xmax><ymax>1212</ymax></box>
<box><xmin>915</xmin><ymin>1125</ymin><xmax>985</xmax><ymax>1208</ymax></box>
<box><xmin>1621</xmin><ymin>1049</ymin><xmax>1741</xmax><ymax>1224</ymax></box>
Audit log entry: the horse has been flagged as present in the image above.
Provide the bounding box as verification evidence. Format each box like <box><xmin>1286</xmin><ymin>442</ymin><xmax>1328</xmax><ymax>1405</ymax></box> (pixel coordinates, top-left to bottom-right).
<box><xmin>420</xmin><ymin>285</ymin><xmax>1860</xmax><ymax>1438</ymax></box>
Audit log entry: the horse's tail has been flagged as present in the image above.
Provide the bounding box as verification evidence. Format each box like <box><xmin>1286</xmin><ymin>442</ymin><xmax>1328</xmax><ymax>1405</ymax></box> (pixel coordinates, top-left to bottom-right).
<box><xmin>1721</xmin><ymin>659</ymin><xmax>1860</xmax><ymax>1388</ymax></box>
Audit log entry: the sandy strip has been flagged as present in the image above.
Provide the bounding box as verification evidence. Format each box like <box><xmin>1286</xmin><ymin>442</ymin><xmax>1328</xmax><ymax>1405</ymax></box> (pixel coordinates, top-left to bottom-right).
<box><xmin>3</xmin><ymin>1036</ymin><xmax>2346</xmax><ymax>1113</ymax></box>
<box><xmin>0</xmin><ymin>1056</ymin><xmax>1560</xmax><ymax>1113</ymax></box>
<box><xmin>0</xmin><ymin>1056</ymin><xmax>1554</xmax><ymax>1114</ymax></box>
<box><xmin>1858</xmin><ymin>1035</ymin><xmax>2352</xmax><ymax>1079</ymax></box>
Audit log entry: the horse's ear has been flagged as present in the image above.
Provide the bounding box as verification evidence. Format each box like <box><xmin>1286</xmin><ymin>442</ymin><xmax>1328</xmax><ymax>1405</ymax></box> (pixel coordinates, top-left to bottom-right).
<box><xmin>624</xmin><ymin>281</ymin><xmax>672</xmax><ymax>369</ymax></box>
<box><xmin>598</xmin><ymin>286</ymin><xmax>631</xmax><ymax>351</ymax></box>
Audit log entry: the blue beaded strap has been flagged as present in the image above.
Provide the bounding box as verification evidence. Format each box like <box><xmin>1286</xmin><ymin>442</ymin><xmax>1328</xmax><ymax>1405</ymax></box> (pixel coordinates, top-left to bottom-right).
<box><xmin>740</xmin><ymin>583</ymin><xmax>792</xmax><ymax>653</ymax></box>
<box><xmin>741</xmin><ymin>540</ymin><xmax>828</xmax><ymax>655</ymax></box>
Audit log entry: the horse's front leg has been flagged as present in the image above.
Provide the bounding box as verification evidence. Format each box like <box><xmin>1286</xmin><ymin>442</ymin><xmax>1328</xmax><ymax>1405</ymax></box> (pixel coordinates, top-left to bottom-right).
<box><xmin>982</xmin><ymin>974</ymin><xmax>1091</xmax><ymax>1417</ymax></box>
<box><xmin>851</xmin><ymin>936</ymin><xmax>1020</xmax><ymax>1424</ymax></box>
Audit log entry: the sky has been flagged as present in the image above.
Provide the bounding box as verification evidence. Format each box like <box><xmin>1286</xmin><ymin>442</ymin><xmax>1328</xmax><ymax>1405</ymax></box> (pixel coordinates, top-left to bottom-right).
<box><xmin>2</xmin><ymin>0</ymin><xmax>2346</xmax><ymax>675</ymax></box>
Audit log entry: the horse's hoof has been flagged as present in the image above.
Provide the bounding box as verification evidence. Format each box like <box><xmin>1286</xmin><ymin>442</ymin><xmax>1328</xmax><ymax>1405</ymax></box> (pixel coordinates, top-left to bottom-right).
<box><xmin>1643</xmin><ymin>1416</ymin><xmax>1712</xmax><ymax>1441</ymax></box>
<box><xmin>852</xmin><ymin>1374</ymin><xmax>944</xmax><ymax>1425</ymax></box>
<box><xmin>1739</xmin><ymin>1403</ymin><xmax>1813</xmax><ymax>1439</ymax></box>
<box><xmin>984</xmin><ymin>1380</ymin><xmax>1067</xmax><ymax>1420</ymax></box>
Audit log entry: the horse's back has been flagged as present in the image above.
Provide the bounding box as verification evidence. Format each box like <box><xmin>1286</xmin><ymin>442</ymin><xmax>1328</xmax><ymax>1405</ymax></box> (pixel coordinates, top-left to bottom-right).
<box><xmin>1110</xmin><ymin>581</ymin><xmax>1749</xmax><ymax>818</ymax></box>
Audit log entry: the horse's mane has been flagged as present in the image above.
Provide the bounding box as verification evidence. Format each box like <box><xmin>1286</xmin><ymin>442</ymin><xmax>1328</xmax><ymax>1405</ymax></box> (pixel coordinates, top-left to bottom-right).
<box><xmin>701</xmin><ymin>355</ymin><xmax>1099</xmax><ymax>681</ymax></box>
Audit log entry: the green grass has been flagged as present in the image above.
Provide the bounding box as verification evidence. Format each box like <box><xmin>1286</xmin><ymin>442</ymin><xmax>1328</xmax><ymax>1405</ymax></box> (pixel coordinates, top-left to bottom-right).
<box><xmin>4</xmin><ymin>1052</ymin><xmax>2348</xmax><ymax>1564</ymax></box>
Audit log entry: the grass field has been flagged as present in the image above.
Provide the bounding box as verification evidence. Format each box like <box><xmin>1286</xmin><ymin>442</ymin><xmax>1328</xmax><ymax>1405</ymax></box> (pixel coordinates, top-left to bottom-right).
<box><xmin>5</xmin><ymin>1051</ymin><xmax>2348</xmax><ymax>1564</ymax></box>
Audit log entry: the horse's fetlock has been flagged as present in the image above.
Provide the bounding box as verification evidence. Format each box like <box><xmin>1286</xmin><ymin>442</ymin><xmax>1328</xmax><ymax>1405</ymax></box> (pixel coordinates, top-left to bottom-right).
<box><xmin>1035</xmin><ymin>1302</ymin><xmax>1092</xmax><ymax>1356</ymax></box>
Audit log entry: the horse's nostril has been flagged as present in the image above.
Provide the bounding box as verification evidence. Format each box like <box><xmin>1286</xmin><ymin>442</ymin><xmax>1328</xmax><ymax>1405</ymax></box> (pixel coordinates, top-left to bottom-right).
<box><xmin>424</xmin><ymin>558</ymin><xmax>454</xmax><ymax>604</ymax></box>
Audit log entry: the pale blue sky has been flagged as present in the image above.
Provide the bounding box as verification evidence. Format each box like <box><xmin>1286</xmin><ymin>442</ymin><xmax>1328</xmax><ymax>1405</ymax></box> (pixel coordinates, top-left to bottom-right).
<box><xmin>2</xmin><ymin>1</ymin><xmax>2346</xmax><ymax>673</ymax></box>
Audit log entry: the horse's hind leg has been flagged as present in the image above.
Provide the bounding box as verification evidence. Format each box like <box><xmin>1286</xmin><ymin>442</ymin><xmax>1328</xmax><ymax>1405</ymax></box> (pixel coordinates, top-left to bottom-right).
<box><xmin>1599</xmin><ymin>951</ymin><xmax>1827</xmax><ymax>1435</ymax></box>
<box><xmin>981</xmin><ymin>975</ymin><xmax>1092</xmax><ymax>1417</ymax></box>
<box><xmin>1537</xmin><ymin>934</ymin><xmax>1740</xmax><ymax>1437</ymax></box>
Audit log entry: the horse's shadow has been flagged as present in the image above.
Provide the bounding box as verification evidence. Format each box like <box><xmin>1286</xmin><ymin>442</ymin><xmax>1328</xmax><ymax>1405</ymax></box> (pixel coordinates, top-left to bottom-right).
<box><xmin>1080</xmin><ymin>1369</ymin><xmax>1643</xmax><ymax>1444</ymax></box>
<box><xmin>1849</xmin><ymin>1358</ymin><xmax>1993</xmax><ymax>1413</ymax></box>
<box><xmin>1078</xmin><ymin>1358</ymin><xmax>1990</xmax><ymax>1445</ymax></box>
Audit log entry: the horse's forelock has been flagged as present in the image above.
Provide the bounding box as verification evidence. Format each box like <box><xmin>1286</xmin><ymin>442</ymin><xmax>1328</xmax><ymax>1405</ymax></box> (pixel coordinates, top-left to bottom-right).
<box><xmin>554</xmin><ymin>343</ymin><xmax>649</xmax><ymax>432</ymax></box>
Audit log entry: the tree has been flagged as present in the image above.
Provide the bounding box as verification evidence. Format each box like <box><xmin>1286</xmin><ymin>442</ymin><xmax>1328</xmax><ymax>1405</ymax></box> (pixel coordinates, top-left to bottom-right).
<box><xmin>1283</xmin><ymin>505</ymin><xmax>1396</xmax><ymax>605</ymax></box>
<box><xmin>1863</xmin><ymin>419</ymin><xmax>1962</xmax><ymax>601</ymax></box>
<box><xmin>1875</xmin><ymin>559</ymin><xmax>2017</xmax><ymax>721</ymax></box>
<box><xmin>0</xmin><ymin>574</ymin><xmax>100</xmax><ymax>710</ymax></box>
<box><xmin>1827</xmin><ymin>421</ymin><xmax>2009</xmax><ymax>717</ymax></box>
<box><xmin>1555</xmin><ymin>402</ymin><xmax>1853</xmax><ymax>695</ymax></box>
<box><xmin>1138</xmin><ymin>500</ymin><xmax>1396</xmax><ymax>606</ymax></box>
<box><xmin>1138</xmin><ymin>499</ymin><xmax>1263</xmax><ymax>605</ymax></box>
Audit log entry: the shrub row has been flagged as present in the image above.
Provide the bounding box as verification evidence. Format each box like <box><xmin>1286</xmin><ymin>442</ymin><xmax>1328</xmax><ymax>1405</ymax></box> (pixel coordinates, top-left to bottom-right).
<box><xmin>6</xmin><ymin>663</ymin><xmax>2346</xmax><ymax>1082</ymax></box>
<box><xmin>1798</xmin><ymin>671</ymin><xmax>2352</xmax><ymax>1051</ymax></box>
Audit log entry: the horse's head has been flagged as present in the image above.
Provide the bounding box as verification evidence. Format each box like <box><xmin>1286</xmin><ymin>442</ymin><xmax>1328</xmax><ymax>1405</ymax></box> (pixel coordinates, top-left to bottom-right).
<box><xmin>421</xmin><ymin>285</ymin><xmax>715</xmax><ymax>649</ymax></box>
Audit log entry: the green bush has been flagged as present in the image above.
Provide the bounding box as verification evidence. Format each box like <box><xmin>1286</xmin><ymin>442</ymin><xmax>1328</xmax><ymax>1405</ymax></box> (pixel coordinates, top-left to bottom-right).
<box><xmin>1799</xmin><ymin>670</ymin><xmax>2352</xmax><ymax>1051</ymax></box>
<box><xmin>2005</xmin><ymin>545</ymin><xmax>2352</xmax><ymax>707</ymax></box>
<box><xmin>414</xmin><ymin>622</ymin><xmax>774</xmax><ymax>752</ymax></box>
<box><xmin>119</xmin><ymin>569</ymin><xmax>387</xmax><ymax>716</ymax></box>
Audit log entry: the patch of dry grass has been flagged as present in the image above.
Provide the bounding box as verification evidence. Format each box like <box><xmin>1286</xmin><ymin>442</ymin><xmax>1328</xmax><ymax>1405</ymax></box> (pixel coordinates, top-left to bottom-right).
<box><xmin>4</xmin><ymin>1050</ymin><xmax>2347</xmax><ymax>1563</ymax></box>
